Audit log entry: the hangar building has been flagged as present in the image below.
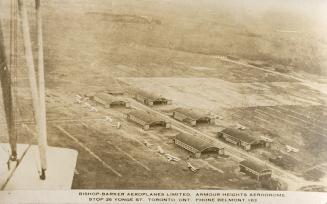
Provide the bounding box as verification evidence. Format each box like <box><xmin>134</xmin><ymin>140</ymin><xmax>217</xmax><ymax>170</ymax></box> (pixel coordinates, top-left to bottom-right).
<box><xmin>173</xmin><ymin>133</ymin><xmax>224</xmax><ymax>158</ymax></box>
<box><xmin>126</xmin><ymin>110</ymin><xmax>171</xmax><ymax>130</ymax></box>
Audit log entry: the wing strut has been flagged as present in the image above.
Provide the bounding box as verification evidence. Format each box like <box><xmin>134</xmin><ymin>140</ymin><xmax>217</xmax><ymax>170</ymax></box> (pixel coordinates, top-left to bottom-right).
<box><xmin>18</xmin><ymin>0</ymin><xmax>48</xmax><ymax>180</ymax></box>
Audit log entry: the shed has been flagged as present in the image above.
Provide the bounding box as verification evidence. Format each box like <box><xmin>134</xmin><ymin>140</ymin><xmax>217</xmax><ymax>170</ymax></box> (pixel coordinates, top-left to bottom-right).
<box><xmin>134</xmin><ymin>90</ymin><xmax>172</xmax><ymax>106</ymax></box>
<box><xmin>94</xmin><ymin>93</ymin><xmax>130</xmax><ymax>108</ymax></box>
<box><xmin>217</xmin><ymin>128</ymin><xmax>269</xmax><ymax>151</ymax></box>
<box><xmin>173</xmin><ymin>133</ymin><xmax>224</xmax><ymax>158</ymax></box>
<box><xmin>172</xmin><ymin>108</ymin><xmax>214</xmax><ymax>126</ymax></box>
<box><xmin>239</xmin><ymin>160</ymin><xmax>272</xmax><ymax>181</ymax></box>
<box><xmin>126</xmin><ymin>110</ymin><xmax>171</xmax><ymax>130</ymax></box>
<box><xmin>106</xmin><ymin>78</ymin><xmax>124</xmax><ymax>95</ymax></box>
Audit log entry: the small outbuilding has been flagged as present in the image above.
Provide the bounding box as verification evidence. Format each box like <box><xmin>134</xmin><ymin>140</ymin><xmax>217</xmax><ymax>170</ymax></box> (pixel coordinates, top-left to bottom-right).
<box><xmin>217</xmin><ymin>128</ymin><xmax>269</xmax><ymax>151</ymax></box>
<box><xmin>239</xmin><ymin>160</ymin><xmax>272</xmax><ymax>181</ymax></box>
<box><xmin>94</xmin><ymin>93</ymin><xmax>130</xmax><ymax>108</ymax></box>
<box><xmin>106</xmin><ymin>88</ymin><xmax>124</xmax><ymax>96</ymax></box>
<box><xmin>173</xmin><ymin>133</ymin><xmax>224</xmax><ymax>158</ymax></box>
<box><xmin>172</xmin><ymin>108</ymin><xmax>214</xmax><ymax>127</ymax></box>
<box><xmin>126</xmin><ymin>110</ymin><xmax>171</xmax><ymax>130</ymax></box>
<box><xmin>134</xmin><ymin>90</ymin><xmax>172</xmax><ymax>106</ymax></box>
<box><xmin>106</xmin><ymin>78</ymin><xmax>124</xmax><ymax>95</ymax></box>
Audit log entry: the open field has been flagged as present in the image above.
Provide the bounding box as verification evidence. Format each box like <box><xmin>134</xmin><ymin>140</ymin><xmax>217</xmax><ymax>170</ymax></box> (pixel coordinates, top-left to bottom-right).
<box><xmin>120</xmin><ymin>77</ymin><xmax>325</xmax><ymax>111</ymax></box>
<box><xmin>227</xmin><ymin>105</ymin><xmax>327</xmax><ymax>174</ymax></box>
<box><xmin>2</xmin><ymin>88</ymin><xmax>261</xmax><ymax>190</ymax></box>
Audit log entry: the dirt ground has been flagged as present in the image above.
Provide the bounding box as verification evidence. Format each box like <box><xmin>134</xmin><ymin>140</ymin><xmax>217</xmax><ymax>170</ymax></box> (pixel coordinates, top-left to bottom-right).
<box><xmin>1</xmin><ymin>88</ymin><xmax>260</xmax><ymax>189</ymax></box>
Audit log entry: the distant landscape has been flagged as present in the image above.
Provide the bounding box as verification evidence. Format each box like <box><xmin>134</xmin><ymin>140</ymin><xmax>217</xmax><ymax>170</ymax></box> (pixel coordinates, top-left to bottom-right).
<box><xmin>41</xmin><ymin>0</ymin><xmax>327</xmax><ymax>76</ymax></box>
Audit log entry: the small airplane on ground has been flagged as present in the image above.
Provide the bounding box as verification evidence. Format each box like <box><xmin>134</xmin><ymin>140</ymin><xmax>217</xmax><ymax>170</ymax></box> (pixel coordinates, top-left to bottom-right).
<box><xmin>89</xmin><ymin>106</ymin><xmax>97</xmax><ymax>112</ymax></box>
<box><xmin>157</xmin><ymin>146</ymin><xmax>164</xmax><ymax>154</ymax></box>
<box><xmin>83</xmin><ymin>102</ymin><xmax>92</xmax><ymax>108</ymax></box>
<box><xmin>114</xmin><ymin>122</ymin><xmax>121</xmax><ymax>129</ymax></box>
<box><xmin>186</xmin><ymin>161</ymin><xmax>199</xmax><ymax>173</ymax></box>
<box><xmin>165</xmin><ymin>154</ymin><xmax>181</xmax><ymax>162</ymax></box>
<box><xmin>261</xmin><ymin>136</ymin><xmax>273</xmax><ymax>143</ymax></box>
<box><xmin>104</xmin><ymin>116</ymin><xmax>113</xmax><ymax>123</ymax></box>
<box><xmin>74</xmin><ymin>95</ymin><xmax>83</xmax><ymax>103</ymax></box>
<box><xmin>216</xmin><ymin>55</ymin><xmax>227</xmax><ymax>60</ymax></box>
<box><xmin>143</xmin><ymin>140</ymin><xmax>153</xmax><ymax>147</ymax></box>
<box><xmin>286</xmin><ymin>145</ymin><xmax>299</xmax><ymax>153</ymax></box>
<box><xmin>235</xmin><ymin>123</ymin><xmax>246</xmax><ymax>130</ymax></box>
<box><xmin>103</xmin><ymin>116</ymin><xmax>121</xmax><ymax>129</ymax></box>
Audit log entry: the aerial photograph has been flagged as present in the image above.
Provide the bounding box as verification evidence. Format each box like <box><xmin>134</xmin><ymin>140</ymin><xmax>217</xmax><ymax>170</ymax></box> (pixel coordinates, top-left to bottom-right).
<box><xmin>1</xmin><ymin>0</ymin><xmax>327</xmax><ymax>192</ymax></box>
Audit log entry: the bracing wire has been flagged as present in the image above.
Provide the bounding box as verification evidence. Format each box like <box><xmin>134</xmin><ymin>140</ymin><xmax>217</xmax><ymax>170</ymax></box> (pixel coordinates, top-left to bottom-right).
<box><xmin>13</xmin><ymin>0</ymin><xmax>19</xmax><ymax>146</ymax></box>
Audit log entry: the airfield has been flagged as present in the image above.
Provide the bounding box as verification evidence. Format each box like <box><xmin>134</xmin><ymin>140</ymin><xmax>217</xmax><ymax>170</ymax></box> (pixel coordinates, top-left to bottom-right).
<box><xmin>1</xmin><ymin>0</ymin><xmax>327</xmax><ymax>191</ymax></box>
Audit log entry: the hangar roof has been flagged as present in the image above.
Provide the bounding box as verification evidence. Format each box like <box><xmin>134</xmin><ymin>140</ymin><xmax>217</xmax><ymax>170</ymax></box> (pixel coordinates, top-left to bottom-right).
<box><xmin>127</xmin><ymin>110</ymin><xmax>166</xmax><ymax>124</ymax></box>
<box><xmin>221</xmin><ymin>128</ymin><xmax>258</xmax><ymax>144</ymax></box>
<box><xmin>240</xmin><ymin>160</ymin><xmax>271</xmax><ymax>173</ymax></box>
<box><xmin>175</xmin><ymin>133</ymin><xmax>223</xmax><ymax>152</ymax></box>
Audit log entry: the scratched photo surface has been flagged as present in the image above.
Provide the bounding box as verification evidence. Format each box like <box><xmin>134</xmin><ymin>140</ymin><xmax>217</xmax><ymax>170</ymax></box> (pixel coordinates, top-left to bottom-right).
<box><xmin>0</xmin><ymin>0</ymin><xmax>327</xmax><ymax>191</ymax></box>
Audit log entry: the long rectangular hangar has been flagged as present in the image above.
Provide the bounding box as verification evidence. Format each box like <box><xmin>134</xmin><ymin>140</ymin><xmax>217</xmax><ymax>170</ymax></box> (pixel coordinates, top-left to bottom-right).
<box><xmin>134</xmin><ymin>90</ymin><xmax>172</xmax><ymax>106</ymax></box>
<box><xmin>239</xmin><ymin>160</ymin><xmax>272</xmax><ymax>181</ymax></box>
<box><xmin>173</xmin><ymin>133</ymin><xmax>224</xmax><ymax>158</ymax></box>
<box><xmin>172</xmin><ymin>108</ymin><xmax>214</xmax><ymax>127</ymax></box>
<box><xmin>126</xmin><ymin>110</ymin><xmax>171</xmax><ymax>130</ymax></box>
<box><xmin>94</xmin><ymin>92</ymin><xmax>130</xmax><ymax>108</ymax></box>
<box><xmin>217</xmin><ymin>128</ymin><xmax>270</xmax><ymax>151</ymax></box>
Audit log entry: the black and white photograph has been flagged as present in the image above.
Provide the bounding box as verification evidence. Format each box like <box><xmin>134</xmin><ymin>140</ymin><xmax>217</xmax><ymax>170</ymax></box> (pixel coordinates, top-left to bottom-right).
<box><xmin>0</xmin><ymin>0</ymin><xmax>327</xmax><ymax>203</ymax></box>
